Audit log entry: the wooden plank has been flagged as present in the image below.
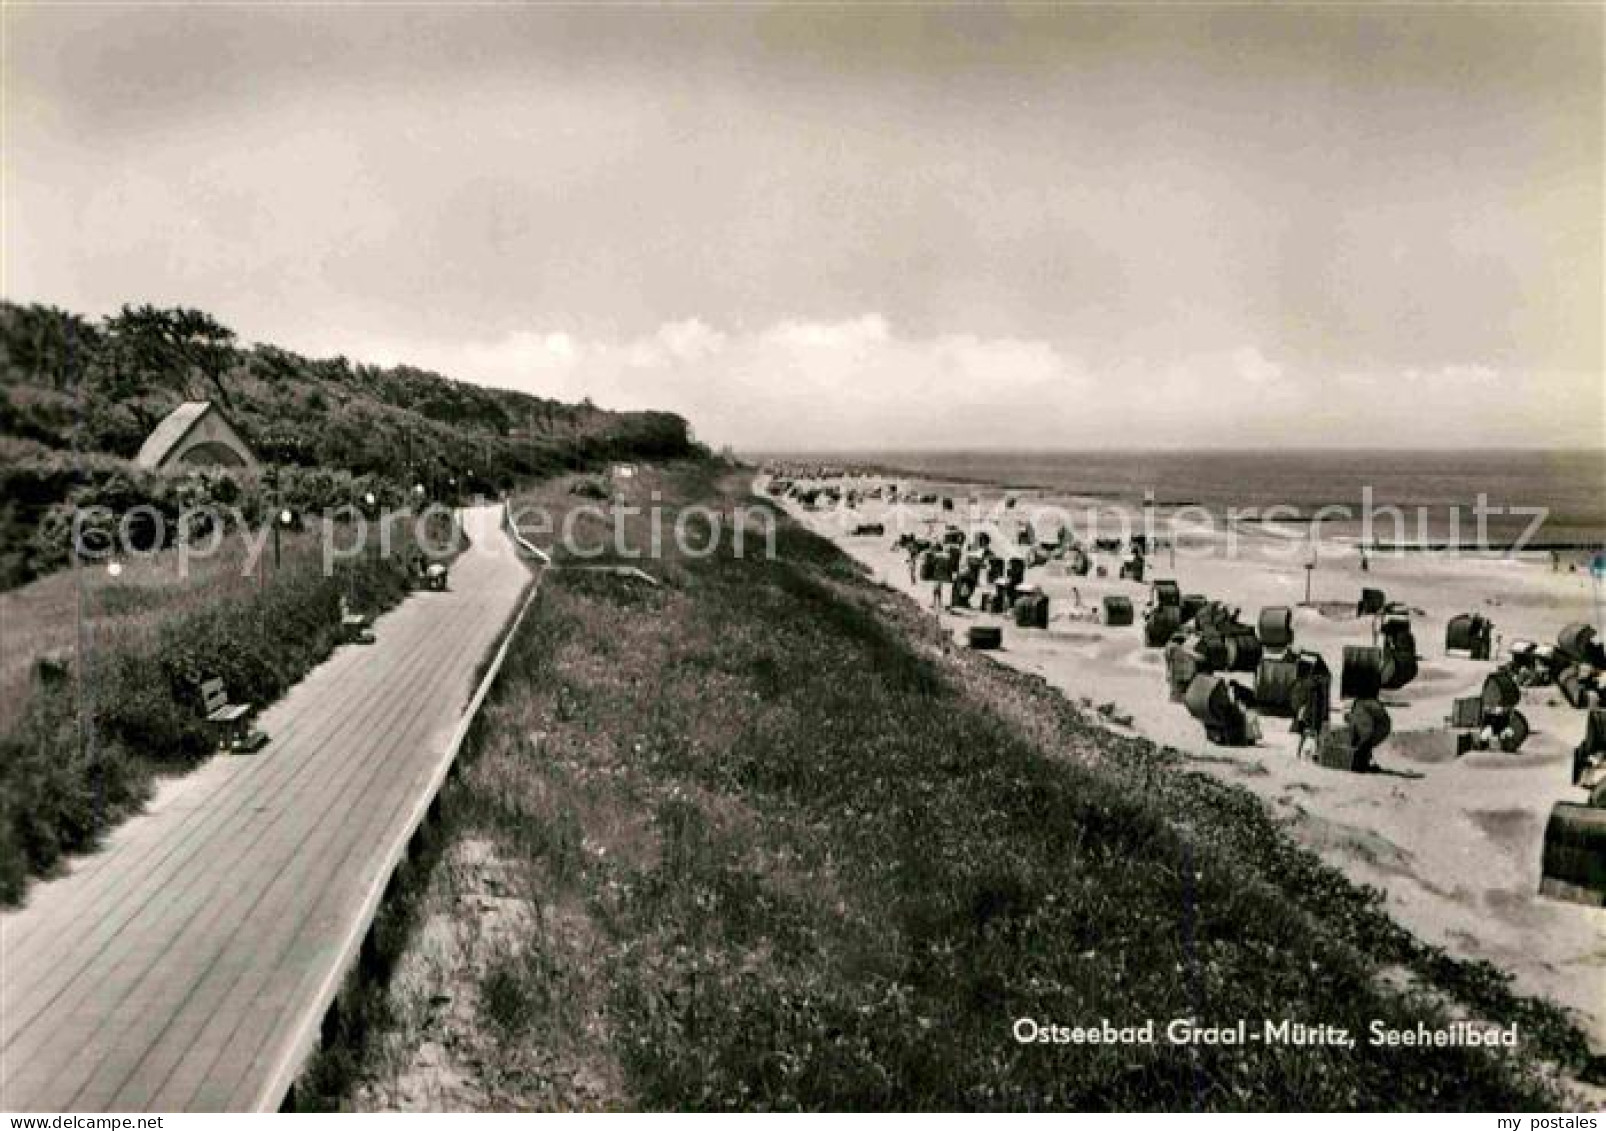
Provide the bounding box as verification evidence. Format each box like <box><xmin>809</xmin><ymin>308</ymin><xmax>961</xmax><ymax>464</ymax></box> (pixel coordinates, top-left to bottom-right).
<box><xmin>0</xmin><ymin>505</ymin><xmax>534</xmax><ymax>1111</ymax></box>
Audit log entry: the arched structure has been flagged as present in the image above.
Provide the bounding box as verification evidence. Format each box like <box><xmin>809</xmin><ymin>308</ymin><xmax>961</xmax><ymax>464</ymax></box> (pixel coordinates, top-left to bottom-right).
<box><xmin>134</xmin><ymin>401</ymin><xmax>260</xmax><ymax>472</ymax></box>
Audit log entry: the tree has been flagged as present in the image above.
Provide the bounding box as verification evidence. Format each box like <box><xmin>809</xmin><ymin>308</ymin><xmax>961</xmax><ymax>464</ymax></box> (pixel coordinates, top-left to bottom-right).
<box><xmin>104</xmin><ymin>305</ymin><xmax>239</xmax><ymax>410</ymax></box>
<box><xmin>0</xmin><ymin>304</ymin><xmax>103</xmax><ymax>390</ymax></box>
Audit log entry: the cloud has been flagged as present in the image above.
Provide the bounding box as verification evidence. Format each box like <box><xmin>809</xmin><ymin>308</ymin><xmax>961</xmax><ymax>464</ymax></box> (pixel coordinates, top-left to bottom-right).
<box><xmin>1402</xmin><ymin>363</ymin><xmax>1500</xmax><ymax>384</ymax></box>
<box><xmin>1232</xmin><ymin>346</ymin><xmax>1284</xmax><ymax>386</ymax></box>
<box><xmin>349</xmin><ymin>316</ymin><xmax>1094</xmax><ymax>450</ymax></box>
<box><xmin>330</xmin><ymin>318</ymin><xmax>1601</xmax><ymax>452</ymax></box>
<box><xmin>655</xmin><ymin>319</ymin><xmax>726</xmax><ymax>362</ymax></box>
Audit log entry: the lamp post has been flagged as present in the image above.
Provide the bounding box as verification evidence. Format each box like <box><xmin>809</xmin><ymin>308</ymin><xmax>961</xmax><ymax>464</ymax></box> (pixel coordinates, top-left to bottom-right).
<box><xmin>362</xmin><ymin>491</ymin><xmax>379</xmax><ymax>571</ymax></box>
<box><xmin>1302</xmin><ymin>523</ymin><xmax>1319</xmax><ymax>606</ymax></box>
<box><xmin>414</xmin><ymin>483</ymin><xmax>427</xmax><ymax>564</ymax></box>
<box><xmin>1591</xmin><ymin>549</ymin><xmax>1605</xmax><ymax>640</ymax></box>
<box><xmin>274</xmin><ymin>508</ymin><xmax>292</xmax><ymax>570</ymax></box>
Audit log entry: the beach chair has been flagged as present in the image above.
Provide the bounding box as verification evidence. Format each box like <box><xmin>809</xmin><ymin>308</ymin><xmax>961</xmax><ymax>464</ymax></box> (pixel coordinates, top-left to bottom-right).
<box><xmin>1257</xmin><ymin>606</ymin><xmax>1294</xmax><ymax>651</ymax></box>
<box><xmin>1481</xmin><ymin>669</ymin><xmax>1522</xmax><ymax>715</ymax></box>
<box><xmin>1192</xmin><ymin>633</ymin><xmax>1230</xmax><ymax>672</ymax></box>
<box><xmin>1559</xmin><ymin>622</ymin><xmax>1602</xmax><ymax>667</ymax></box>
<box><xmin>1450</xmin><ymin>695</ymin><xmax>1485</xmax><ymax>730</ymax></box>
<box><xmin>1184</xmin><ymin>675</ymin><xmax>1252</xmax><ymax>747</ymax></box>
<box><xmin>1506</xmin><ymin>639</ymin><xmax>1536</xmax><ymax>677</ymax></box>
<box><xmin>1380</xmin><ymin>651</ymin><xmax>1419</xmax><ymax>692</ymax></box>
<box><xmin>1013</xmin><ymin>590</ymin><xmax>1049</xmax><ymax>629</ymax></box>
<box><xmin>1495</xmin><ymin>709</ymin><xmax>1531</xmax><ymax>753</ymax></box>
<box><xmin>1166</xmin><ymin>641</ymin><xmax>1198</xmax><ymax>703</ymax></box>
<box><xmin>1254</xmin><ymin>654</ymin><xmax>1301</xmax><ymax>718</ymax></box>
<box><xmin>949</xmin><ymin>575</ymin><xmax>975</xmax><ymax>610</ymax></box>
<box><xmin>1225</xmin><ymin>630</ymin><xmax>1262</xmax><ymax>673</ymax></box>
<box><xmin>1144</xmin><ymin>604</ymin><xmax>1182</xmax><ymax>648</ymax></box>
<box><xmin>1557</xmin><ymin>665</ymin><xmax>1600</xmax><ymax>710</ymax></box>
<box><xmin>1318</xmin><ymin>699</ymin><xmax>1391</xmax><ymax>772</ymax></box>
<box><xmin>1150</xmin><ymin>579</ymin><xmax>1181</xmax><ymax>608</ymax></box>
<box><xmin>1448</xmin><ymin>688</ymin><xmax>1530</xmax><ymax>755</ymax></box>
<box><xmin>1101</xmin><ymin>595</ymin><xmax>1134</xmax><ymax>627</ymax></box>
<box><xmin>1539</xmin><ymin>803</ymin><xmax>1606</xmax><ymax>906</ymax></box>
<box><xmin>1317</xmin><ymin>725</ymin><xmax>1362</xmax><ymax>771</ymax></box>
<box><xmin>1573</xmin><ymin>710</ymin><xmax>1606</xmax><ymax>786</ymax></box>
<box><xmin>1445</xmin><ymin>613</ymin><xmax>1492</xmax><ymax>660</ymax></box>
<box><xmin>1340</xmin><ymin>646</ymin><xmax>1384</xmax><ymax>700</ymax></box>
<box><xmin>967</xmin><ymin>625</ymin><xmax>1003</xmax><ymax>651</ymax></box>
<box><xmin>201</xmin><ymin>678</ymin><xmax>268</xmax><ymax>754</ymax></box>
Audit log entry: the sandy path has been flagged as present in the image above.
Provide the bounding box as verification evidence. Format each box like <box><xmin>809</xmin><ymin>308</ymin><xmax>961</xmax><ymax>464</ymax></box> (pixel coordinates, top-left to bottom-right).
<box><xmin>771</xmin><ymin>475</ymin><xmax>1605</xmax><ymax>1050</ymax></box>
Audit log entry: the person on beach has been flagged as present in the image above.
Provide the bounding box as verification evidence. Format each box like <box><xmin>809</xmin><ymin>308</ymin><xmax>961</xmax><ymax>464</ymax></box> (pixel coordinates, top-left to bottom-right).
<box><xmin>1294</xmin><ymin>707</ymin><xmax>1316</xmax><ymax>760</ymax></box>
<box><xmin>1293</xmin><ymin>665</ymin><xmax>1331</xmax><ymax>760</ymax></box>
<box><xmin>1231</xmin><ymin>682</ymin><xmax>1263</xmax><ymax>745</ymax></box>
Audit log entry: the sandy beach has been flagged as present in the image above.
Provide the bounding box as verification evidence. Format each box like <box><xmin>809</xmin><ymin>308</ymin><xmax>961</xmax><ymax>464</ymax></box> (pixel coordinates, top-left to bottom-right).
<box><xmin>768</xmin><ymin>472</ymin><xmax>1606</xmax><ymax>1050</ymax></box>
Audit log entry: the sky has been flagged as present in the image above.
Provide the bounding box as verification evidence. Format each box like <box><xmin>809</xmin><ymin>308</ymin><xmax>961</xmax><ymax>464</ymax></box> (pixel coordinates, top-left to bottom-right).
<box><xmin>4</xmin><ymin>3</ymin><xmax>1601</xmax><ymax>451</ymax></box>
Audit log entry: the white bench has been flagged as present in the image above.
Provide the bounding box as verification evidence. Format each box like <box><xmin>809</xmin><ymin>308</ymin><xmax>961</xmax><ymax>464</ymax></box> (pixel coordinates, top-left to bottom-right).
<box><xmin>202</xmin><ymin>678</ymin><xmax>268</xmax><ymax>754</ymax></box>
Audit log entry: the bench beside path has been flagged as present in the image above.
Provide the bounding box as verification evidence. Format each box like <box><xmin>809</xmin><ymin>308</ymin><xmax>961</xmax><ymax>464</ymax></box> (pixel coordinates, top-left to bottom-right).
<box><xmin>0</xmin><ymin>504</ymin><xmax>534</xmax><ymax>1111</ymax></box>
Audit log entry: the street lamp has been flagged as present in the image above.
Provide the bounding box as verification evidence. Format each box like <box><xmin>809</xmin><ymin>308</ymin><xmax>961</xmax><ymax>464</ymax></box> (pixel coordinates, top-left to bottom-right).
<box><xmin>274</xmin><ymin>508</ymin><xmax>292</xmax><ymax>570</ymax></box>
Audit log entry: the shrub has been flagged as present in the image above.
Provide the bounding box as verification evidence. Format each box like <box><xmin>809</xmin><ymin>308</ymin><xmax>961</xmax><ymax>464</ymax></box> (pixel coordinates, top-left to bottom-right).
<box><xmin>569</xmin><ymin>476</ymin><xmax>611</xmax><ymax>500</ymax></box>
<box><xmin>0</xmin><ymin>684</ymin><xmax>146</xmax><ymax>903</ymax></box>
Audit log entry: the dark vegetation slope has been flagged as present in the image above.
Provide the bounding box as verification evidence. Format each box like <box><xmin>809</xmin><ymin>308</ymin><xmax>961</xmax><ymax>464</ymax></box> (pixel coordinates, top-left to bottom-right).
<box><xmin>311</xmin><ymin>463</ymin><xmax>1585</xmax><ymax>1111</ymax></box>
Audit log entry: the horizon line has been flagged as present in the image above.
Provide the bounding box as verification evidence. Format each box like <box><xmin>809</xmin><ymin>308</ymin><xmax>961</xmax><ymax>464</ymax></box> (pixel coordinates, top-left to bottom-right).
<box><xmin>743</xmin><ymin>445</ymin><xmax>1606</xmax><ymax>456</ymax></box>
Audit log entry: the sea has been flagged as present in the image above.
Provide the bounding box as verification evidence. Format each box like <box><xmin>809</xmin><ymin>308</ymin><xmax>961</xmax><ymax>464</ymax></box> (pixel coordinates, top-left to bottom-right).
<box><xmin>753</xmin><ymin>449</ymin><xmax>1606</xmax><ymax>550</ymax></box>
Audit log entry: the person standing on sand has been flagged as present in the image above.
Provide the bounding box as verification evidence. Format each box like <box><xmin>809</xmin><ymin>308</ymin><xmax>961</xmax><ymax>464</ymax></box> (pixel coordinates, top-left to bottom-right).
<box><xmin>1294</xmin><ymin>703</ymin><xmax>1315</xmax><ymax>760</ymax></box>
<box><xmin>1294</xmin><ymin>666</ymin><xmax>1330</xmax><ymax>760</ymax></box>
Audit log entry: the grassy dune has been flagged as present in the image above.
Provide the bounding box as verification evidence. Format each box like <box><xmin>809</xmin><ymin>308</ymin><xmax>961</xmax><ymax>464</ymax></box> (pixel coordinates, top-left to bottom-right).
<box><xmin>330</xmin><ymin>462</ymin><xmax>1585</xmax><ymax>1111</ymax></box>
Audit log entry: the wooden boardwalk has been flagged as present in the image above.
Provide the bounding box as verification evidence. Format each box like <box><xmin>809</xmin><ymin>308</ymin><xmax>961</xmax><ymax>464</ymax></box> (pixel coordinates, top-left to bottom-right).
<box><xmin>0</xmin><ymin>505</ymin><xmax>534</xmax><ymax>1112</ymax></box>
